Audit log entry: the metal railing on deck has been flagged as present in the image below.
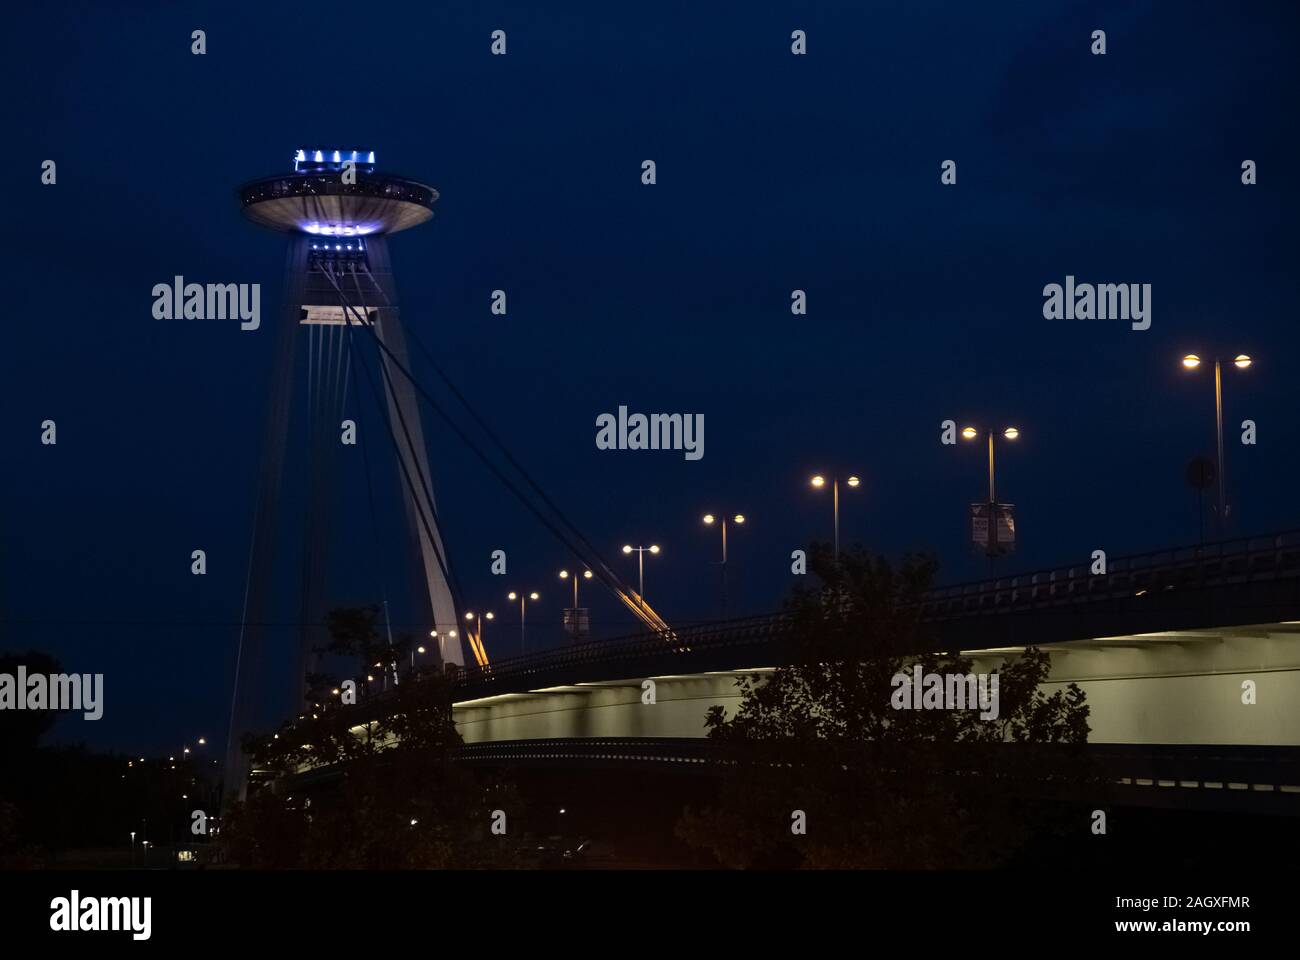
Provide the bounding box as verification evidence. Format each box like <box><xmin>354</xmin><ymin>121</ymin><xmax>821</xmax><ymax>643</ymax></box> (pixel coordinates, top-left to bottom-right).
<box><xmin>920</xmin><ymin>529</ymin><xmax>1300</xmax><ymax>620</ymax></box>
<box><xmin>451</xmin><ymin>529</ymin><xmax>1300</xmax><ymax>691</ymax></box>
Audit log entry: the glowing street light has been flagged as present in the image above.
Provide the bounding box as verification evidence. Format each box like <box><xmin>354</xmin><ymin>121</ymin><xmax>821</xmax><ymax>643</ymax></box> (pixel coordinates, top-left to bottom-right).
<box><xmin>809</xmin><ymin>474</ymin><xmax>860</xmax><ymax>559</ymax></box>
<box><xmin>507</xmin><ymin>591</ymin><xmax>540</xmax><ymax>655</ymax></box>
<box><xmin>960</xmin><ymin>424</ymin><xmax>1020</xmax><ymax>561</ymax></box>
<box><xmin>702</xmin><ymin>511</ymin><xmax>746</xmax><ymax>615</ymax></box>
<box><xmin>559</xmin><ymin>568</ymin><xmax>594</xmax><ymax>609</ymax></box>
<box><xmin>463</xmin><ymin>611</ymin><xmax>494</xmax><ymax>655</ymax></box>
<box><xmin>622</xmin><ymin>544</ymin><xmax>660</xmax><ymax>608</ymax></box>
<box><xmin>1181</xmin><ymin>352</ymin><xmax>1253</xmax><ymax>536</ymax></box>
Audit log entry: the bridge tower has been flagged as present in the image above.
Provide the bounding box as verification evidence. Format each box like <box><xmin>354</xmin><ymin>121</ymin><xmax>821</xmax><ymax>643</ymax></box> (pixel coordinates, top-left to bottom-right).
<box><xmin>225</xmin><ymin>149</ymin><xmax>461</xmax><ymax>796</ymax></box>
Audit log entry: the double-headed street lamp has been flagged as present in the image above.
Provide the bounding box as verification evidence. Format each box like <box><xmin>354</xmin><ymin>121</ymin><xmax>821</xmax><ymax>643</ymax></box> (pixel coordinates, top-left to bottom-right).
<box><xmin>423</xmin><ymin>627</ymin><xmax>458</xmax><ymax>668</ymax></box>
<box><xmin>621</xmin><ymin>544</ymin><xmax>660</xmax><ymax>608</ymax></box>
<box><xmin>464</xmin><ymin>610</ymin><xmax>494</xmax><ymax>658</ymax></box>
<box><xmin>961</xmin><ymin>425</ymin><xmax>1019</xmax><ymax>504</ymax></box>
<box><xmin>559</xmin><ymin>568</ymin><xmax>594</xmax><ymax>641</ymax></box>
<box><xmin>702</xmin><ymin>512</ymin><xmax>745</xmax><ymax>615</ymax></box>
<box><xmin>1181</xmin><ymin>353</ymin><xmax>1252</xmax><ymax>537</ymax></box>
<box><xmin>961</xmin><ymin>425</ymin><xmax>1019</xmax><ymax>562</ymax></box>
<box><xmin>558</xmin><ymin>568</ymin><xmax>593</xmax><ymax>608</ymax></box>
<box><xmin>809</xmin><ymin>474</ymin><xmax>859</xmax><ymax>559</ymax></box>
<box><xmin>507</xmin><ymin>590</ymin><xmax>540</xmax><ymax>655</ymax></box>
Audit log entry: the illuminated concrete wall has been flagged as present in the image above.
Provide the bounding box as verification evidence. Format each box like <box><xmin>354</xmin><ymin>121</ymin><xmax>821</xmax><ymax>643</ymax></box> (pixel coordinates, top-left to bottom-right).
<box><xmin>454</xmin><ymin>626</ymin><xmax>1300</xmax><ymax>746</ymax></box>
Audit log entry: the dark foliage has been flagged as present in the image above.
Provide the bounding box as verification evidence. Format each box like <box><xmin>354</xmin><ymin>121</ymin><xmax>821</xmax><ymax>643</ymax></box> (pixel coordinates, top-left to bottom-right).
<box><xmin>676</xmin><ymin>543</ymin><xmax>1097</xmax><ymax>868</ymax></box>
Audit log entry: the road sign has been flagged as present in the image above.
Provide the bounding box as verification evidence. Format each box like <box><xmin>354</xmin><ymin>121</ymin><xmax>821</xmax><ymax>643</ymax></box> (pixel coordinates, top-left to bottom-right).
<box><xmin>971</xmin><ymin>502</ymin><xmax>1016</xmax><ymax>556</ymax></box>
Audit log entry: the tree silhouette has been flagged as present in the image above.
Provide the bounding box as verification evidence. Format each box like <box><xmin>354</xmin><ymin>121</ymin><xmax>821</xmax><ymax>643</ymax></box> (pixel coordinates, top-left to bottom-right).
<box><xmin>224</xmin><ymin>606</ymin><xmax>516</xmax><ymax>868</ymax></box>
<box><xmin>676</xmin><ymin>543</ymin><xmax>1096</xmax><ymax>868</ymax></box>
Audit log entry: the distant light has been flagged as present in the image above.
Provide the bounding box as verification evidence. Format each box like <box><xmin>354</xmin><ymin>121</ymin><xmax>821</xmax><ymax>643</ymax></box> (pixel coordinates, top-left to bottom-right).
<box><xmin>295</xmin><ymin>149</ymin><xmax>306</xmax><ymax>162</ymax></box>
<box><xmin>430</xmin><ymin>629</ymin><xmax>438</xmax><ymax>636</ymax></box>
<box><xmin>1234</xmin><ymin>354</ymin><xmax>1252</xmax><ymax>369</ymax></box>
<box><xmin>198</xmin><ymin>738</ymin><xmax>205</xmax><ymax>745</ymax></box>
<box><xmin>846</xmin><ymin>476</ymin><xmax>860</xmax><ymax>487</ymax></box>
<box><xmin>368</xmin><ymin>151</ymin><xmax>376</xmax><ymax>163</ymax></box>
<box><xmin>366</xmin><ymin>675</ymin><xmax>374</xmax><ymax>682</ymax></box>
<box><xmin>449</xmin><ymin>629</ymin><xmax>458</xmax><ymax>638</ymax></box>
<box><xmin>410</xmin><ymin>818</ymin><xmax>418</xmax><ymax>826</ymax></box>
<box><xmin>465</xmin><ymin>612</ymin><xmax>475</xmax><ymax>621</ymax></box>
<box><xmin>559</xmin><ymin>569</ymin><xmax>570</xmax><ymax>578</ymax></box>
<box><xmin>508</xmin><ymin>591</ymin><xmax>518</xmax><ymax>600</ymax></box>
<box><xmin>332</xmin><ymin>151</ymin><xmax>340</xmax><ymax>162</ymax></box>
<box><xmin>733</xmin><ymin>514</ymin><xmax>745</xmax><ymax>524</ymax></box>
<box><xmin>810</xmin><ymin>475</ymin><xmax>825</xmax><ymax>488</ymax></box>
<box><xmin>559</xmin><ymin>808</ymin><xmax>566</xmax><ymax>814</ymax></box>
<box><xmin>582</xmin><ymin>570</ymin><xmax>592</xmax><ymax>579</ymax></box>
<box><xmin>485</xmin><ymin>612</ymin><xmax>494</xmax><ymax>620</ymax></box>
<box><xmin>1182</xmin><ymin>354</ymin><xmax>1201</xmax><ymax>369</ymax></box>
<box><xmin>649</xmin><ymin>545</ymin><xmax>660</xmax><ymax>554</ymax></box>
<box><xmin>314</xmin><ymin>150</ymin><xmax>323</xmax><ymax>162</ymax></box>
<box><xmin>622</xmin><ymin>545</ymin><xmax>633</xmax><ymax>554</ymax></box>
<box><xmin>702</xmin><ymin>514</ymin><xmax>715</xmax><ymax>525</ymax></box>
<box><xmin>1003</xmin><ymin>427</ymin><xmax>1020</xmax><ymax>440</ymax></box>
<box><xmin>529</xmin><ymin>592</ymin><xmax>539</xmax><ymax>601</ymax></box>
<box><xmin>417</xmin><ymin>646</ymin><xmax>426</xmax><ymax>654</ymax></box>
<box><xmin>331</xmin><ymin>688</ymin><xmax>339</xmax><ymax>695</ymax></box>
<box><xmin>962</xmin><ymin>427</ymin><xmax>979</xmax><ymax>440</ymax></box>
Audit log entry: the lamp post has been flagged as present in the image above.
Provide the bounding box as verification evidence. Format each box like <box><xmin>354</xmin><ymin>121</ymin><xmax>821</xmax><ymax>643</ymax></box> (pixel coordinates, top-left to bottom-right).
<box><xmin>425</xmin><ymin>628</ymin><xmax>459</xmax><ymax>667</ymax></box>
<box><xmin>558</xmin><ymin>568</ymin><xmax>593</xmax><ymax>609</ymax></box>
<box><xmin>507</xmin><ymin>591</ymin><xmax>540</xmax><ymax>655</ymax></box>
<box><xmin>559</xmin><ymin>568</ymin><xmax>594</xmax><ymax>641</ymax></box>
<box><xmin>463</xmin><ymin>611</ymin><xmax>494</xmax><ymax>660</ymax></box>
<box><xmin>621</xmin><ymin>544</ymin><xmax>660</xmax><ymax>608</ymax></box>
<box><xmin>702</xmin><ymin>512</ymin><xmax>745</xmax><ymax>616</ymax></box>
<box><xmin>809</xmin><ymin>474</ymin><xmax>859</xmax><ymax>559</ymax></box>
<box><xmin>1182</xmin><ymin>353</ymin><xmax>1252</xmax><ymax>538</ymax></box>
<box><xmin>961</xmin><ymin>425</ymin><xmax>1019</xmax><ymax>567</ymax></box>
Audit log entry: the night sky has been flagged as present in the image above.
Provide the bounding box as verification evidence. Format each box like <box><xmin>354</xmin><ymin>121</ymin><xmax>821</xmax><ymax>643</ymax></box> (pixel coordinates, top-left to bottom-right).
<box><xmin>5</xmin><ymin>1</ymin><xmax>1298</xmax><ymax>758</ymax></box>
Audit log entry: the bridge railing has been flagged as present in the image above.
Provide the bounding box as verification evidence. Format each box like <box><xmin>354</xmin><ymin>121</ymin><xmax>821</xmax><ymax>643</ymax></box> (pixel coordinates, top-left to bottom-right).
<box><xmin>452</xmin><ymin>529</ymin><xmax>1300</xmax><ymax>691</ymax></box>
<box><xmin>919</xmin><ymin>529</ymin><xmax>1300</xmax><ymax>620</ymax></box>
<box><xmin>454</xmin><ymin>613</ymin><xmax>790</xmax><ymax>691</ymax></box>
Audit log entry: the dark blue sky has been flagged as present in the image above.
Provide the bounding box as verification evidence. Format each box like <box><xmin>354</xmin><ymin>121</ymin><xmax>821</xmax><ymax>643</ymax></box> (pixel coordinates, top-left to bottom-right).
<box><xmin>4</xmin><ymin>1</ymin><xmax>1298</xmax><ymax>757</ymax></box>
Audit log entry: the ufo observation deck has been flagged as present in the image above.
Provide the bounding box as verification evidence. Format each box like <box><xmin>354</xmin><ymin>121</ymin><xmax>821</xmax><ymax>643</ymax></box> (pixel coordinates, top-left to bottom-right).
<box><xmin>238</xmin><ymin>149</ymin><xmax>438</xmax><ymax>237</ymax></box>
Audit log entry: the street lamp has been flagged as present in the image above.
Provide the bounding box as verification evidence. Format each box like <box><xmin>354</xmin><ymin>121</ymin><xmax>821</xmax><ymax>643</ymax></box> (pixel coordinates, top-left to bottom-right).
<box><xmin>809</xmin><ymin>474</ymin><xmax>859</xmax><ymax>559</ymax></box>
<box><xmin>702</xmin><ymin>512</ymin><xmax>746</xmax><ymax>616</ymax></box>
<box><xmin>464</xmin><ymin>611</ymin><xmax>494</xmax><ymax>661</ymax></box>
<box><xmin>425</xmin><ymin>627</ymin><xmax>459</xmax><ymax>665</ymax></box>
<box><xmin>1181</xmin><ymin>353</ymin><xmax>1252</xmax><ymax>537</ymax></box>
<box><xmin>507</xmin><ymin>591</ymin><xmax>540</xmax><ymax>655</ymax></box>
<box><xmin>561</xmin><ymin>567</ymin><xmax>595</xmax><ymax>606</ymax></box>
<box><xmin>961</xmin><ymin>425</ymin><xmax>1020</xmax><ymax>561</ymax></box>
<box><xmin>559</xmin><ymin>568</ymin><xmax>594</xmax><ymax>641</ymax></box>
<box><xmin>621</xmin><ymin>544</ymin><xmax>660</xmax><ymax>608</ymax></box>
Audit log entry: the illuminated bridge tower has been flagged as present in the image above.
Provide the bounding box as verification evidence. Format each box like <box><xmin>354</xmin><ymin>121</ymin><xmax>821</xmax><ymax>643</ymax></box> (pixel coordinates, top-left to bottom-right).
<box><xmin>227</xmin><ymin>149</ymin><xmax>462</xmax><ymax>788</ymax></box>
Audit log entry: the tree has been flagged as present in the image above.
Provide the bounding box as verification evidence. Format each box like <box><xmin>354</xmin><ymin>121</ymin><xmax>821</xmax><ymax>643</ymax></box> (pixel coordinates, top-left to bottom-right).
<box><xmin>223</xmin><ymin>606</ymin><xmax>517</xmax><ymax>868</ymax></box>
<box><xmin>0</xmin><ymin>650</ymin><xmax>65</xmax><ymax>757</ymax></box>
<box><xmin>676</xmin><ymin>543</ymin><xmax>1096</xmax><ymax>868</ymax></box>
